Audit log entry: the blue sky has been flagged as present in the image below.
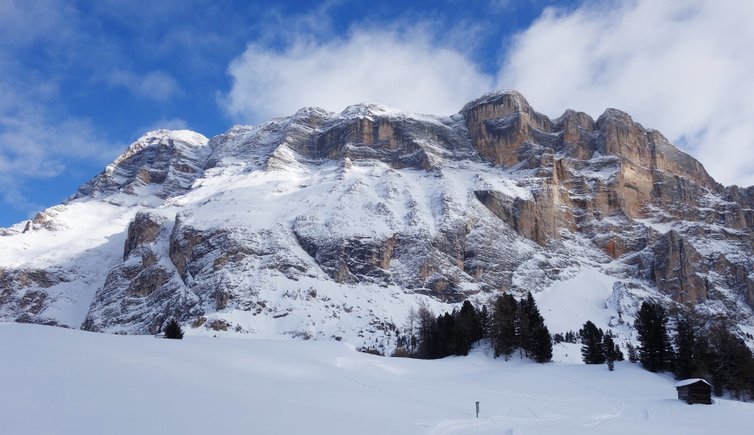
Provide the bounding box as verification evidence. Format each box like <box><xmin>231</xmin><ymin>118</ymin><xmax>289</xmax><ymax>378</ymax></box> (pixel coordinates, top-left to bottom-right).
<box><xmin>1</xmin><ymin>0</ymin><xmax>753</xmax><ymax>227</ymax></box>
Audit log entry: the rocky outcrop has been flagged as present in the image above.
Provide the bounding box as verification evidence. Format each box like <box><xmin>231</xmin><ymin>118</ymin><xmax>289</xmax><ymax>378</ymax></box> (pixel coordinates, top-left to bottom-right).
<box><xmin>313</xmin><ymin>115</ymin><xmax>435</xmax><ymax>170</ymax></box>
<box><xmin>459</xmin><ymin>93</ymin><xmax>722</xmax><ymax>222</ymax></box>
<box><xmin>475</xmin><ymin>190</ymin><xmax>558</xmax><ymax>246</ymax></box>
<box><xmin>0</xmin><ymin>268</ymin><xmax>67</xmax><ymax>325</ymax></box>
<box><xmin>82</xmin><ymin>211</ymin><xmax>200</xmax><ymax>334</ymax></box>
<box><xmin>553</xmin><ymin>110</ymin><xmax>596</xmax><ymax>160</ymax></box>
<box><xmin>76</xmin><ymin>130</ymin><xmax>210</xmax><ymax>203</ymax></box>
<box><xmin>708</xmin><ymin>253</ymin><xmax>754</xmax><ymax>307</ymax></box>
<box><xmin>474</xmin><ymin>177</ymin><xmax>576</xmax><ymax>247</ymax></box>
<box><xmin>294</xmin><ymin>231</ymin><xmax>396</xmax><ymax>284</ymax></box>
<box><xmin>462</xmin><ymin>90</ymin><xmax>553</xmax><ymax>167</ymax></box>
<box><xmin>651</xmin><ymin>230</ymin><xmax>708</xmax><ymax>304</ymax></box>
<box><xmin>124</xmin><ymin>212</ymin><xmax>165</xmax><ymax>260</ymax></box>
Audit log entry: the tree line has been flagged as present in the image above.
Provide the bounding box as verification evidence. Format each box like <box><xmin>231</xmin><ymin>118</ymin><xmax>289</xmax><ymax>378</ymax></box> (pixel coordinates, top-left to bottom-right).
<box><xmin>635</xmin><ymin>301</ymin><xmax>754</xmax><ymax>399</ymax></box>
<box><xmin>395</xmin><ymin>293</ymin><xmax>552</xmax><ymax>363</ymax></box>
<box><xmin>578</xmin><ymin>301</ymin><xmax>754</xmax><ymax>400</ymax></box>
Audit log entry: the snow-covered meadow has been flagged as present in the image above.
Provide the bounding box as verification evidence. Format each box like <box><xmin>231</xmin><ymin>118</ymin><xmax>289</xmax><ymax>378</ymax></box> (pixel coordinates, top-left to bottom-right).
<box><xmin>1</xmin><ymin>323</ymin><xmax>750</xmax><ymax>435</ymax></box>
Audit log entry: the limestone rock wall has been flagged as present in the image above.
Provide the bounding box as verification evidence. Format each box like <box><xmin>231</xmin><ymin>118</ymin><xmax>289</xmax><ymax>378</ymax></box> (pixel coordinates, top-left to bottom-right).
<box><xmin>650</xmin><ymin>230</ymin><xmax>709</xmax><ymax>304</ymax></box>
<box><xmin>82</xmin><ymin>212</ymin><xmax>200</xmax><ymax>334</ymax></box>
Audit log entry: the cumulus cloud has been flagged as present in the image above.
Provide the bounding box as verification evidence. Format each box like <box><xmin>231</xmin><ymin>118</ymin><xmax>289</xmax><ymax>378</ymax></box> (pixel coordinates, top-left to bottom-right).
<box><xmin>497</xmin><ymin>0</ymin><xmax>754</xmax><ymax>186</ymax></box>
<box><xmin>223</xmin><ymin>27</ymin><xmax>493</xmax><ymax>121</ymax></box>
<box><xmin>107</xmin><ymin>69</ymin><xmax>180</xmax><ymax>102</ymax></box>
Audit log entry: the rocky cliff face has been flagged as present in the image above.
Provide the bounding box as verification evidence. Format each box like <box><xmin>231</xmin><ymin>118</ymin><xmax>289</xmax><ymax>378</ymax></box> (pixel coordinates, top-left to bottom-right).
<box><xmin>76</xmin><ymin>130</ymin><xmax>210</xmax><ymax>204</ymax></box>
<box><xmin>1</xmin><ymin>91</ymin><xmax>753</xmax><ymax>350</ymax></box>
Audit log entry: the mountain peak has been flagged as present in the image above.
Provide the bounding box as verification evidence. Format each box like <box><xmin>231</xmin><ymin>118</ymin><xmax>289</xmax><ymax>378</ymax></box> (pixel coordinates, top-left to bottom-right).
<box><xmin>460</xmin><ymin>89</ymin><xmax>532</xmax><ymax>114</ymax></box>
<box><xmin>135</xmin><ymin>129</ymin><xmax>209</xmax><ymax>145</ymax></box>
<box><xmin>109</xmin><ymin>129</ymin><xmax>208</xmax><ymax>173</ymax></box>
<box><xmin>339</xmin><ymin>102</ymin><xmax>406</xmax><ymax>119</ymax></box>
<box><xmin>74</xmin><ymin>129</ymin><xmax>211</xmax><ymax>202</ymax></box>
<box><xmin>596</xmin><ymin>107</ymin><xmax>636</xmax><ymax>127</ymax></box>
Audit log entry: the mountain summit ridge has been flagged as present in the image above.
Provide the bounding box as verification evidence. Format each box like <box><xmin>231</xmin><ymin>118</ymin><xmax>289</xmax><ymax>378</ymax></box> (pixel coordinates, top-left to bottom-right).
<box><xmin>1</xmin><ymin>90</ymin><xmax>753</xmax><ymax>351</ymax></box>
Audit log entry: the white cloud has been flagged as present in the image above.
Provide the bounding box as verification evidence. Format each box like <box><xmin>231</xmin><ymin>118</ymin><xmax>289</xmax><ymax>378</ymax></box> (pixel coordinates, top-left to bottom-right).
<box><xmin>497</xmin><ymin>0</ymin><xmax>754</xmax><ymax>187</ymax></box>
<box><xmin>107</xmin><ymin>69</ymin><xmax>180</xmax><ymax>102</ymax></box>
<box><xmin>223</xmin><ymin>27</ymin><xmax>493</xmax><ymax>121</ymax></box>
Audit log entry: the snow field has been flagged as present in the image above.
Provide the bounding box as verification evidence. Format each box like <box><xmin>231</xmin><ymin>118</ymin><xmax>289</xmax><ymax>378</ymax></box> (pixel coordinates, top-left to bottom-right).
<box><xmin>1</xmin><ymin>323</ymin><xmax>751</xmax><ymax>435</ymax></box>
<box><xmin>535</xmin><ymin>268</ymin><xmax>618</xmax><ymax>334</ymax></box>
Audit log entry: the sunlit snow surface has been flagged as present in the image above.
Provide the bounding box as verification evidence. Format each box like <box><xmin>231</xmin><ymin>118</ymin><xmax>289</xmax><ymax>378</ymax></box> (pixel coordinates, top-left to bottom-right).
<box><xmin>535</xmin><ymin>268</ymin><xmax>618</xmax><ymax>333</ymax></box>
<box><xmin>1</xmin><ymin>323</ymin><xmax>751</xmax><ymax>435</ymax></box>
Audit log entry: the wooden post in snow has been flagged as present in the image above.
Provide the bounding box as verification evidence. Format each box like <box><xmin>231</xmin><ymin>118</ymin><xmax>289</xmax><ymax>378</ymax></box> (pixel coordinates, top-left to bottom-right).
<box><xmin>475</xmin><ymin>401</ymin><xmax>480</xmax><ymax>418</ymax></box>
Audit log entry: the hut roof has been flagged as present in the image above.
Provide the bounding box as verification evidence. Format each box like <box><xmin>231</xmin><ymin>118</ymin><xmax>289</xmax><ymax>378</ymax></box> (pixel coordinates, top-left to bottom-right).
<box><xmin>674</xmin><ymin>378</ymin><xmax>711</xmax><ymax>388</ymax></box>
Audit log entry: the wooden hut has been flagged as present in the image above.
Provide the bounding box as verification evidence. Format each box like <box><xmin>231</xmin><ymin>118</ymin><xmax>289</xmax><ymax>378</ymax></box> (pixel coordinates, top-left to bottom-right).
<box><xmin>675</xmin><ymin>379</ymin><xmax>712</xmax><ymax>404</ymax></box>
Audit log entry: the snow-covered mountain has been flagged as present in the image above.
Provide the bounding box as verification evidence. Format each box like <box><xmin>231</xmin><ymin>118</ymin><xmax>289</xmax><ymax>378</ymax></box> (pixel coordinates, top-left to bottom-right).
<box><xmin>2</xmin><ymin>90</ymin><xmax>753</xmax><ymax>350</ymax></box>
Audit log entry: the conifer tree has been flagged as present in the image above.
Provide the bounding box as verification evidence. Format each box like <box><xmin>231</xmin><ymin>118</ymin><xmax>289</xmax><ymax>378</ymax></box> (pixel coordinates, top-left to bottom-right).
<box><xmin>531</xmin><ymin>324</ymin><xmax>553</xmax><ymax>363</ymax></box>
<box><xmin>411</xmin><ymin>301</ymin><xmax>487</xmax><ymax>359</ymax></box>
<box><xmin>626</xmin><ymin>342</ymin><xmax>638</xmax><ymax>363</ymax></box>
<box><xmin>580</xmin><ymin>320</ymin><xmax>605</xmax><ymax>364</ymax></box>
<box><xmin>603</xmin><ymin>334</ymin><xmax>618</xmax><ymax>371</ymax></box>
<box><xmin>490</xmin><ymin>294</ymin><xmax>518</xmax><ymax>360</ymax></box>
<box><xmin>164</xmin><ymin>318</ymin><xmax>184</xmax><ymax>339</ymax></box>
<box><xmin>416</xmin><ymin>304</ymin><xmax>437</xmax><ymax>359</ymax></box>
<box><xmin>703</xmin><ymin>322</ymin><xmax>754</xmax><ymax>398</ymax></box>
<box><xmin>517</xmin><ymin>293</ymin><xmax>534</xmax><ymax>357</ymax></box>
<box><xmin>478</xmin><ymin>304</ymin><xmax>490</xmax><ymax>339</ymax></box>
<box><xmin>519</xmin><ymin>293</ymin><xmax>551</xmax><ymax>363</ymax></box>
<box><xmin>635</xmin><ymin>301</ymin><xmax>671</xmax><ymax>372</ymax></box>
<box><xmin>615</xmin><ymin>344</ymin><xmax>625</xmax><ymax>361</ymax></box>
<box><xmin>565</xmin><ymin>330</ymin><xmax>577</xmax><ymax>343</ymax></box>
<box><xmin>436</xmin><ymin>312</ymin><xmax>455</xmax><ymax>357</ymax></box>
<box><xmin>403</xmin><ymin>306</ymin><xmax>419</xmax><ymax>355</ymax></box>
<box><xmin>453</xmin><ymin>300</ymin><xmax>480</xmax><ymax>355</ymax></box>
<box><xmin>673</xmin><ymin>313</ymin><xmax>698</xmax><ymax>379</ymax></box>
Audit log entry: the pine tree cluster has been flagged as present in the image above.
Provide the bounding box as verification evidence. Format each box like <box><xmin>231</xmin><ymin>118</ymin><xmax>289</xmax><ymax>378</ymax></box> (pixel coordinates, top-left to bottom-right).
<box><xmin>579</xmin><ymin>321</ymin><xmax>624</xmax><ymax>370</ymax></box>
<box><xmin>553</xmin><ymin>330</ymin><xmax>578</xmax><ymax>344</ymax></box>
<box><xmin>489</xmin><ymin>292</ymin><xmax>552</xmax><ymax>363</ymax></box>
<box><xmin>634</xmin><ymin>301</ymin><xmax>754</xmax><ymax>400</ymax></box>
<box><xmin>396</xmin><ymin>293</ymin><xmax>552</xmax><ymax>363</ymax></box>
<box><xmin>395</xmin><ymin>300</ymin><xmax>485</xmax><ymax>359</ymax></box>
<box><xmin>394</xmin><ymin>296</ymin><xmax>754</xmax><ymax>399</ymax></box>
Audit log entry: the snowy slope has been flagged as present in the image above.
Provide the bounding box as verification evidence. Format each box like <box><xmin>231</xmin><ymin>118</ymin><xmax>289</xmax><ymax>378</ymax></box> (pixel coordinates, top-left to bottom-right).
<box><xmin>0</xmin><ymin>130</ymin><xmax>209</xmax><ymax>328</ymax></box>
<box><xmin>1</xmin><ymin>323</ymin><xmax>751</xmax><ymax>435</ymax></box>
<box><xmin>0</xmin><ymin>200</ymin><xmax>143</xmax><ymax>327</ymax></box>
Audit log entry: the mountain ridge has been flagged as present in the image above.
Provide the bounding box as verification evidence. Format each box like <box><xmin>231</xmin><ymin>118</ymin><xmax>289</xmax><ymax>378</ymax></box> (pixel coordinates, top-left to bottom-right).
<box><xmin>2</xmin><ymin>90</ymin><xmax>753</xmax><ymax>352</ymax></box>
